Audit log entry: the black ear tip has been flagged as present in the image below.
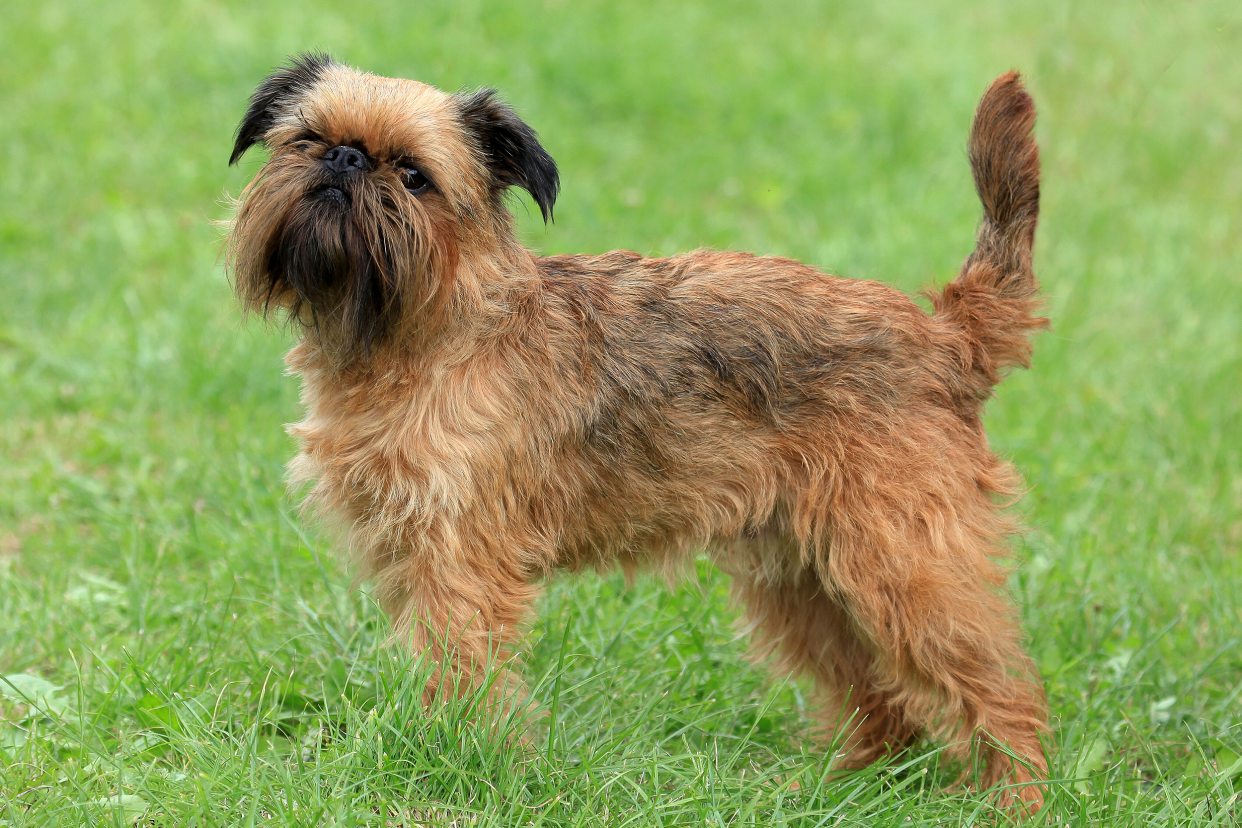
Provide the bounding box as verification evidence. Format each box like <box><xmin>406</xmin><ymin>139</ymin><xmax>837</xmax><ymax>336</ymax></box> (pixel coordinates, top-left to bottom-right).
<box><xmin>534</xmin><ymin>153</ymin><xmax>560</xmax><ymax>224</ymax></box>
<box><xmin>228</xmin><ymin>140</ymin><xmax>250</xmax><ymax>166</ymax></box>
<box><xmin>516</xmin><ymin>132</ymin><xmax>559</xmax><ymax>225</ymax></box>
<box><xmin>537</xmin><ymin>179</ymin><xmax>558</xmax><ymax>224</ymax></box>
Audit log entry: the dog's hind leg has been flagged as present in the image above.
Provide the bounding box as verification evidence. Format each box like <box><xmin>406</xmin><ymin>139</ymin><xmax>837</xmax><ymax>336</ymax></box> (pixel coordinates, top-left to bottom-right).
<box><xmin>729</xmin><ymin>569</ymin><xmax>920</xmax><ymax>766</ymax></box>
<box><xmin>817</xmin><ymin>454</ymin><xmax>1049</xmax><ymax>811</ymax></box>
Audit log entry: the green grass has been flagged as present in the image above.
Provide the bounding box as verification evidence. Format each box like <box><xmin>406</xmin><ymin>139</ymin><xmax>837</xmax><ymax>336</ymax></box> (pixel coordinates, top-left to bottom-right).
<box><xmin>2</xmin><ymin>0</ymin><xmax>1240</xmax><ymax>824</ymax></box>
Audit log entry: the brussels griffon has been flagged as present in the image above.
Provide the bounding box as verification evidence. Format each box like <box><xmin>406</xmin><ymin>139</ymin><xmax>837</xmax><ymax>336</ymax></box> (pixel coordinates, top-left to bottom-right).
<box><xmin>226</xmin><ymin>55</ymin><xmax>1050</xmax><ymax>809</ymax></box>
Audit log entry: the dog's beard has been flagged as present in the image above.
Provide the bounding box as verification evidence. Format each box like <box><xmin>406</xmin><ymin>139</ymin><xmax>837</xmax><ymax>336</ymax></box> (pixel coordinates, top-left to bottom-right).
<box><xmin>266</xmin><ymin>191</ymin><xmax>397</xmax><ymax>352</ymax></box>
<box><xmin>232</xmin><ymin>161</ymin><xmax>432</xmax><ymax>359</ymax></box>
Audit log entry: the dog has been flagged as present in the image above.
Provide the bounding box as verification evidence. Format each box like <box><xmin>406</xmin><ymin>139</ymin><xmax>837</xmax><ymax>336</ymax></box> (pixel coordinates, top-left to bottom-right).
<box><xmin>225</xmin><ymin>55</ymin><xmax>1050</xmax><ymax>810</ymax></box>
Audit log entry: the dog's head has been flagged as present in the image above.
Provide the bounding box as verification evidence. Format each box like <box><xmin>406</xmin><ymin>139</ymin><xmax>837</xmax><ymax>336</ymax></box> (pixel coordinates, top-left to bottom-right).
<box><xmin>225</xmin><ymin>54</ymin><xmax>559</xmax><ymax>357</ymax></box>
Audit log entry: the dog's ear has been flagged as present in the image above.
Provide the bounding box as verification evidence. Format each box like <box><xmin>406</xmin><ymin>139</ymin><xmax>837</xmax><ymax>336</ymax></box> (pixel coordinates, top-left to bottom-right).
<box><xmin>457</xmin><ymin>89</ymin><xmax>560</xmax><ymax>222</ymax></box>
<box><xmin>230</xmin><ymin>53</ymin><xmax>335</xmax><ymax>166</ymax></box>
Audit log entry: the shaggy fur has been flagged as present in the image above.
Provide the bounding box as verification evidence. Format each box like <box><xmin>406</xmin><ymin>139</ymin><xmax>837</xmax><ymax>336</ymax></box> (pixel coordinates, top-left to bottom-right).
<box><xmin>226</xmin><ymin>55</ymin><xmax>1051</xmax><ymax>811</ymax></box>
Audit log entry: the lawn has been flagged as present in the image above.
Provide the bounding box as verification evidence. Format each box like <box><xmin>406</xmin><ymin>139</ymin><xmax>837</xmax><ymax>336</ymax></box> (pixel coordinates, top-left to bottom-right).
<box><xmin>2</xmin><ymin>1</ymin><xmax>1240</xmax><ymax>825</ymax></box>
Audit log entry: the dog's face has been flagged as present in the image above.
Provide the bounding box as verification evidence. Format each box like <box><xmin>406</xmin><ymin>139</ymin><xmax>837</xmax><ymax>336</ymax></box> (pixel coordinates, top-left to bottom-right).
<box><xmin>226</xmin><ymin>54</ymin><xmax>559</xmax><ymax>356</ymax></box>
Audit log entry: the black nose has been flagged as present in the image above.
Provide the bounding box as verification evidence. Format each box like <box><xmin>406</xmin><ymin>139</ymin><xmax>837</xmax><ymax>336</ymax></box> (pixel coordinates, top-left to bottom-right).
<box><xmin>323</xmin><ymin>145</ymin><xmax>369</xmax><ymax>175</ymax></box>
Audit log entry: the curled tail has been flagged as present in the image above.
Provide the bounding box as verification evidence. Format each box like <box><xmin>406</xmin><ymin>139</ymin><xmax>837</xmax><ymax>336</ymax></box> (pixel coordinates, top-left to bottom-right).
<box><xmin>929</xmin><ymin>71</ymin><xmax>1047</xmax><ymax>395</ymax></box>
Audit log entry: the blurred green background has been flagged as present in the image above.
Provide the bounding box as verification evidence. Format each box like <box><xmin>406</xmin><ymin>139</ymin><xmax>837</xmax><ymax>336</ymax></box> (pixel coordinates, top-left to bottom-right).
<box><xmin>2</xmin><ymin>1</ymin><xmax>1240</xmax><ymax>825</ymax></box>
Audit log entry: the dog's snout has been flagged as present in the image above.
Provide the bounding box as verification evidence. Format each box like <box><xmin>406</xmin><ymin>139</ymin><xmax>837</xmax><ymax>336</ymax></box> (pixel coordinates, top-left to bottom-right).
<box><xmin>323</xmin><ymin>146</ymin><xmax>369</xmax><ymax>175</ymax></box>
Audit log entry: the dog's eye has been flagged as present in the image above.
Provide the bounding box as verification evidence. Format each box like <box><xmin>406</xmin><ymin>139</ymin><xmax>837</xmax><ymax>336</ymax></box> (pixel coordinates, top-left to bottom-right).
<box><xmin>399</xmin><ymin>165</ymin><xmax>431</xmax><ymax>195</ymax></box>
<box><xmin>290</xmin><ymin>131</ymin><xmax>322</xmax><ymax>152</ymax></box>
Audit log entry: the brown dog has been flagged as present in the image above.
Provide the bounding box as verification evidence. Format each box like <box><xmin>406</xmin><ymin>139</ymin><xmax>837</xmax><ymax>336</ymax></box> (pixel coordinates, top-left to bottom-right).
<box><xmin>226</xmin><ymin>55</ymin><xmax>1050</xmax><ymax>810</ymax></box>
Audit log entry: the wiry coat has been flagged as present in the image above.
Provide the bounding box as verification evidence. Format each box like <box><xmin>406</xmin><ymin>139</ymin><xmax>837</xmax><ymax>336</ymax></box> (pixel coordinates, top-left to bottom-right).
<box><xmin>227</xmin><ymin>58</ymin><xmax>1050</xmax><ymax>811</ymax></box>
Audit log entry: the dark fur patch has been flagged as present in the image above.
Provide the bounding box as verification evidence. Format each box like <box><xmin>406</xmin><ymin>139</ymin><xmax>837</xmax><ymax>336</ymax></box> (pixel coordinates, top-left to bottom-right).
<box><xmin>263</xmin><ymin>191</ymin><xmax>401</xmax><ymax>353</ymax></box>
<box><xmin>538</xmin><ymin>254</ymin><xmax>792</xmax><ymax>479</ymax></box>
<box><xmin>456</xmin><ymin>89</ymin><xmax>560</xmax><ymax>222</ymax></box>
<box><xmin>230</xmin><ymin>53</ymin><xmax>335</xmax><ymax>165</ymax></box>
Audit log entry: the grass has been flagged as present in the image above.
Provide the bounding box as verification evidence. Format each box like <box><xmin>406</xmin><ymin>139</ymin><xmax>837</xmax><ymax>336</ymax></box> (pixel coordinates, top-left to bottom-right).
<box><xmin>2</xmin><ymin>0</ymin><xmax>1240</xmax><ymax>824</ymax></box>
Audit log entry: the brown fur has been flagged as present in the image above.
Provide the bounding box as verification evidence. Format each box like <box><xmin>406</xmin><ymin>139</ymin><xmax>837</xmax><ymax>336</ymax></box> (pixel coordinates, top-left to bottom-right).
<box><xmin>225</xmin><ymin>57</ymin><xmax>1051</xmax><ymax>811</ymax></box>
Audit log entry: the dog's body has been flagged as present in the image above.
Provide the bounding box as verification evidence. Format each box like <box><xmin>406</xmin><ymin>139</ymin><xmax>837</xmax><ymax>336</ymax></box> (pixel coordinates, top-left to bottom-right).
<box><xmin>228</xmin><ymin>56</ymin><xmax>1049</xmax><ymax>809</ymax></box>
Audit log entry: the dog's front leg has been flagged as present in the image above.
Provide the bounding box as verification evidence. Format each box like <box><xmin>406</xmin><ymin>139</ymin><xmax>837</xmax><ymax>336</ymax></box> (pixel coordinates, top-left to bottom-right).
<box><xmin>372</xmin><ymin>513</ymin><xmax>544</xmax><ymax>711</ymax></box>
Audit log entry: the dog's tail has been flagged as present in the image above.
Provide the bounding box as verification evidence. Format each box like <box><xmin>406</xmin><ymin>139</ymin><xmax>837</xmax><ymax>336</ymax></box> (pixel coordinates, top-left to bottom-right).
<box><xmin>928</xmin><ymin>71</ymin><xmax>1047</xmax><ymax>396</ymax></box>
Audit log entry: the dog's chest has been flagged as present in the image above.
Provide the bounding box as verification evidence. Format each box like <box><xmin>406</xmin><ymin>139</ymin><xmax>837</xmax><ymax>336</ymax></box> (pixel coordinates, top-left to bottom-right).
<box><xmin>284</xmin><ymin>344</ymin><xmax>534</xmax><ymax>526</ymax></box>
